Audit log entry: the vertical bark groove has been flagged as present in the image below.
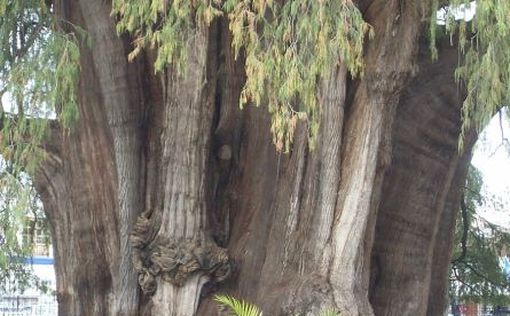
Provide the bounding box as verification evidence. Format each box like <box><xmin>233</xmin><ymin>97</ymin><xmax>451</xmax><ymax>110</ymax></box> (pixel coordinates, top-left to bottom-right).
<box><xmin>327</xmin><ymin>2</ymin><xmax>425</xmax><ymax>314</ymax></box>
<box><xmin>369</xmin><ymin>38</ymin><xmax>476</xmax><ymax>316</ymax></box>
<box><xmin>77</xmin><ymin>1</ymin><xmax>144</xmax><ymax>313</ymax></box>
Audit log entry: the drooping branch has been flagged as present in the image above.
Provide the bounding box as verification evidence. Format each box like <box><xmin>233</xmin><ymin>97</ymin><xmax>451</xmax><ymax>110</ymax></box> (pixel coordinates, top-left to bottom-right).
<box><xmin>452</xmin><ymin>267</ymin><xmax>484</xmax><ymax>297</ymax></box>
<box><xmin>452</xmin><ymin>194</ymin><xmax>469</xmax><ymax>265</ymax></box>
<box><xmin>488</xmin><ymin>110</ymin><xmax>510</xmax><ymax>156</ymax></box>
<box><xmin>13</xmin><ymin>23</ymin><xmax>44</xmax><ymax>60</ymax></box>
<box><xmin>462</xmin><ymin>261</ymin><xmax>510</xmax><ymax>289</ymax></box>
<box><xmin>0</xmin><ymin>115</ymin><xmax>62</xmax><ymax>172</ymax></box>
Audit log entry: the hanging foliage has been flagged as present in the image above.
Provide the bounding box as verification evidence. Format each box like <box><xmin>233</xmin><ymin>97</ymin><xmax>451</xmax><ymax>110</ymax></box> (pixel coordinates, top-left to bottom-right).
<box><xmin>449</xmin><ymin>166</ymin><xmax>510</xmax><ymax>305</ymax></box>
<box><xmin>112</xmin><ymin>0</ymin><xmax>223</xmax><ymax>73</ymax></box>
<box><xmin>0</xmin><ymin>163</ymin><xmax>50</xmax><ymax>295</ymax></box>
<box><xmin>431</xmin><ymin>0</ymin><xmax>510</xmax><ymax>149</ymax></box>
<box><xmin>112</xmin><ymin>0</ymin><xmax>372</xmax><ymax>151</ymax></box>
<box><xmin>0</xmin><ymin>0</ymin><xmax>82</xmax><ymax>172</ymax></box>
<box><xmin>224</xmin><ymin>0</ymin><xmax>371</xmax><ymax>151</ymax></box>
<box><xmin>0</xmin><ymin>0</ymin><xmax>81</xmax><ymax>294</ymax></box>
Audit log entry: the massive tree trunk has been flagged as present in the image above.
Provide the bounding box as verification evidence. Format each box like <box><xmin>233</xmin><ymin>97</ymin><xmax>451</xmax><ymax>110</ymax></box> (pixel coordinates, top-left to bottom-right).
<box><xmin>31</xmin><ymin>1</ymin><xmax>477</xmax><ymax>315</ymax></box>
<box><xmin>369</xmin><ymin>36</ymin><xmax>477</xmax><ymax>316</ymax></box>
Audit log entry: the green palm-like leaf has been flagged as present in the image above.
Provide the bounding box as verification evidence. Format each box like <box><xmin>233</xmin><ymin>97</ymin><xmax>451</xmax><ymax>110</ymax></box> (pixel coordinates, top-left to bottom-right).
<box><xmin>318</xmin><ymin>309</ymin><xmax>342</xmax><ymax>316</ymax></box>
<box><xmin>214</xmin><ymin>295</ymin><xmax>263</xmax><ymax>316</ymax></box>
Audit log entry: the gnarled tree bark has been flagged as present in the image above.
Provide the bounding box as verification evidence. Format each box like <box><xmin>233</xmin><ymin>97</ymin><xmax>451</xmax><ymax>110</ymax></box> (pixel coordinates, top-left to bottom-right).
<box><xmin>30</xmin><ymin>1</ymin><xmax>478</xmax><ymax>315</ymax></box>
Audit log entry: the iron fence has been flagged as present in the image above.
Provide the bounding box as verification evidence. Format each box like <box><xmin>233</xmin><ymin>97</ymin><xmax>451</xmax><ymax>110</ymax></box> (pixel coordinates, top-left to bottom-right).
<box><xmin>0</xmin><ymin>295</ymin><xmax>57</xmax><ymax>316</ymax></box>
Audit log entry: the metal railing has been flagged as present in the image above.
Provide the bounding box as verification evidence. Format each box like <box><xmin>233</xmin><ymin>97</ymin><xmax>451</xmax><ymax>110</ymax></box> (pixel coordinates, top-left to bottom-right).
<box><xmin>0</xmin><ymin>295</ymin><xmax>57</xmax><ymax>316</ymax></box>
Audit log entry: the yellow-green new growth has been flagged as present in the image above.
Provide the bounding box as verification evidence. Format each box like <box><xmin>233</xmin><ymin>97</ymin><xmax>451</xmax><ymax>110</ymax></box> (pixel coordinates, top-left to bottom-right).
<box><xmin>431</xmin><ymin>0</ymin><xmax>510</xmax><ymax>149</ymax></box>
<box><xmin>225</xmin><ymin>0</ymin><xmax>372</xmax><ymax>151</ymax></box>
<box><xmin>112</xmin><ymin>0</ymin><xmax>222</xmax><ymax>73</ymax></box>
<box><xmin>112</xmin><ymin>0</ymin><xmax>372</xmax><ymax>152</ymax></box>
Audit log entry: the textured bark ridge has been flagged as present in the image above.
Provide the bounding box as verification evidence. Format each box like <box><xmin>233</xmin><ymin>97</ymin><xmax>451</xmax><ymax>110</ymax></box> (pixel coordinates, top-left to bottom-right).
<box><xmin>35</xmin><ymin>0</ymin><xmax>145</xmax><ymax>314</ymax></box>
<box><xmin>31</xmin><ymin>1</ymin><xmax>479</xmax><ymax>315</ymax></box>
<box><xmin>131</xmin><ymin>210</ymin><xmax>231</xmax><ymax>295</ymax></box>
<box><xmin>196</xmin><ymin>2</ymin><xmax>432</xmax><ymax>315</ymax></box>
<box><xmin>369</xmin><ymin>37</ymin><xmax>477</xmax><ymax>316</ymax></box>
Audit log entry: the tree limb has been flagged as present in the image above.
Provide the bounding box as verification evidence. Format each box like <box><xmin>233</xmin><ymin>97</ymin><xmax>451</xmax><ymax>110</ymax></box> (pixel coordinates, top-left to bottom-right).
<box><xmin>452</xmin><ymin>267</ymin><xmax>484</xmax><ymax>297</ymax></box>
<box><xmin>464</xmin><ymin>261</ymin><xmax>509</xmax><ymax>289</ymax></box>
<box><xmin>0</xmin><ymin>114</ymin><xmax>61</xmax><ymax>164</ymax></box>
<box><xmin>452</xmin><ymin>194</ymin><xmax>469</xmax><ymax>265</ymax></box>
<box><xmin>13</xmin><ymin>23</ymin><xmax>44</xmax><ymax>60</ymax></box>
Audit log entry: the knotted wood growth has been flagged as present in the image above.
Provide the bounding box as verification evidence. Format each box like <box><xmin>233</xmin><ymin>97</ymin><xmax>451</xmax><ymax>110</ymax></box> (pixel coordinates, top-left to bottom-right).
<box><xmin>131</xmin><ymin>211</ymin><xmax>231</xmax><ymax>295</ymax></box>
